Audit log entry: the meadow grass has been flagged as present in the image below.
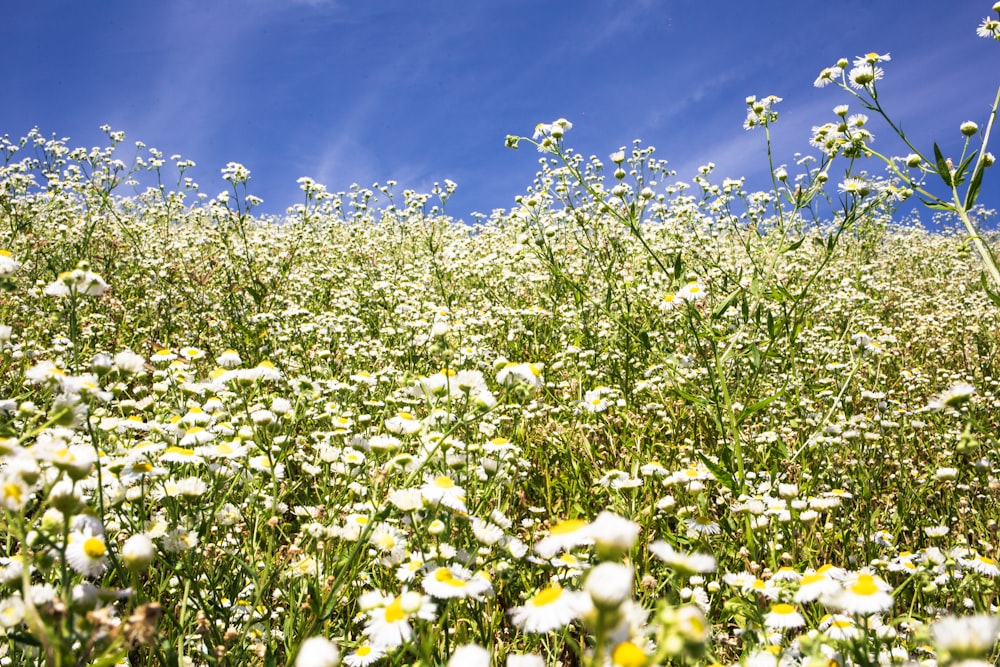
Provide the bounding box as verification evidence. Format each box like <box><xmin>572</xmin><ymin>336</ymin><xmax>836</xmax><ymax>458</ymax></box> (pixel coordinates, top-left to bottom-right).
<box><xmin>2</xmin><ymin>7</ymin><xmax>1000</xmax><ymax>667</ymax></box>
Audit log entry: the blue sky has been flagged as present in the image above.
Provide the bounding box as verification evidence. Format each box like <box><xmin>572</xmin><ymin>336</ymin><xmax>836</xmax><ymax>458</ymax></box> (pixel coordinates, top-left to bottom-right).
<box><xmin>4</xmin><ymin>1</ymin><xmax>999</xmax><ymax>225</ymax></box>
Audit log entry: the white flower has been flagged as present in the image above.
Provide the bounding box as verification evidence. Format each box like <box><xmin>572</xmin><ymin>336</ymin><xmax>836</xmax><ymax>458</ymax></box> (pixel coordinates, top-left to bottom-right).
<box><xmin>122</xmin><ymin>534</ymin><xmax>156</xmax><ymax>573</ymax></box>
<box><xmin>295</xmin><ymin>636</ymin><xmax>341</xmax><ymax>667</ymax></box>
<box><xmin>583</xmin><ymin>562</ymin><xmax>633</xmax><ymax>610</ymax></box>
<box><xmin>931</xmin><ymin>614</ymin><xmax>1000</xmax><ymax>659</ymax></box>
<box><xmin>509</xmin><ymin>584</ymin><xmax>590</xmax><ymax>633</ymax></box>
<box><xmin>0</xmin><ymin>250</ymin><xmax>19</xmax><ymax>277</ymax></box>
<box><xmin>65</xmin><ymin>530</ymin><xmax>108</xmax><ymax>577</ymax></box>
<box><xmin>447</xmin><ymin>643</ymin><xmax>491</xmax><ymax>667</ymax></box>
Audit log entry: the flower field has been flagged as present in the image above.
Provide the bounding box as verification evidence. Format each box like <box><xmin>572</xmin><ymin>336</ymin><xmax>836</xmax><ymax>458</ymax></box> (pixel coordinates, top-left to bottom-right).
<box><xmin>3</xmin><ymin>9</ymin><xmax>1000</xmax><ymax>667</ymax></box>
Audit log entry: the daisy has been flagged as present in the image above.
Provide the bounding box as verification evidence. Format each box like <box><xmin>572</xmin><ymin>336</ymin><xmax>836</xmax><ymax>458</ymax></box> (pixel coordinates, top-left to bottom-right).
<box><xmin>588</xmin><ymin>511</ymin><xmax>640</xmax><ymax>556</ymax></box>
<box><xmin>342</xmin><ymin>643</ymin><xmax>384</xmax><ymax>667</ymax></box>
<box><xmin>509</xmin><ymin>583</ymin><xmax>590</xmax><ymax>633</ymax></box>
<box><xmin>826</xmin><ymin>572</ymin><xmax>893</xmax><ymax>615</ymax></box>
<box><xmin>583</xmin><ymin>561</ymin><xmax>633</xmax><ymax>610</ymax></box>
<box><xmin>447</xmin><ymin>643</ymin><xmax>491</xmax><ymax>667</ymax></box>
<box><xmin>820</xmin><ymin>614</ymin><xmax>859</xmax><ymax>641</ymax></box>
<box><xmin>675</xmin><ymin>281</ymin><xmax>707</xmax><ymax>302</ymax></box>
<box><xmin>0</xmin><ymin>596</ymin><xmax>25</xmax><ymax>629</ymax></box>
<box><xmin>611</xmin><ymin>641</ymin><xmax>648</xmax><ymax>667</ymax></box>
<box><xmin>931</xmin><ymin>614</ymin><xmax>1000</xmax><ymax>659</ymax></box>
<box><xmin>962</xmin><ymin>554</ymin><xmax>999</xmax><ymax>577</ymax></box>
<box><xmin>422</xmin><ymin>565</ymin><xmax>492</xmax><ymax>600</ymax></box>
<box><xmin>295</xmin><ymin>637</ymin><xmax>340</xmax><ymax>667</ymax></box>
<box><xmin>794</xmin><ymin>570</ymin><xmax>841</xmax><ymax>603</ymax></box>
<box><xmin>534</xmin><ymin>518</ymin><xmax>592</xmax><ymax>558</ymax></box>
<box><xmin>978</xmin><ymin>17</ymin><xmax>1000</xmax><ymax>40</ymax></box>
<box><xmin>65</xmin><ymin>530</ymin><xmax>108</xmax><ymax>577</ymax></box>
<box><xmin>420</xmin><ymin>475</ymin><xmax>467</xmax><ymax>513</ymax></box>
<box><xmin>362</xmin><ymin>590</ymin><xmax>436</xmax><ymax>649</ymax></box>
<box><xmin>0</xmin><ymin>250</ymin><xmax>19</xmax><ymax>277</ymax></box>
<box><xmin>649</xmin><ymin>541</ymin><xmax>716</xmax><ymax>574</ymax></box>
<box><xmin>684</xmin><ymin>515</ymin><xmax>721</xmax><ymax>536</ymax></box>
<box><xmin>765</xmin><ymin>603</ymin><xmax>805</xmax><ymax>630</ymax></box>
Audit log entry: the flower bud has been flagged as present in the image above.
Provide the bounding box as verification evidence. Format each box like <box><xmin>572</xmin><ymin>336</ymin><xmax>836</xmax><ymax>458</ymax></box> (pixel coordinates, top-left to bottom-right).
<box><xmin>961</xmin><ymin>121</ymin><xmax>979</xmax><ymax>136</ymax></box>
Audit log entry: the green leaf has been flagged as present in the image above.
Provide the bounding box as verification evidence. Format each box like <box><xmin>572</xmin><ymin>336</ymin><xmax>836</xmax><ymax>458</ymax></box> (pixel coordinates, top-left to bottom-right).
<box><xmin>737</xmin><ymin>392</ymin><xmax>783</xmax><ymax>425</ymax></box>
<box><xmin>933</xmin><ymin>142</ymin><xmax>952</xmax><ymax>185</ymax></box>
<box><xmin>698</xmin><ymin>451</ymin><xmax>737</xmax><ymax>493</ymax></box>
<box><xmin>711</xmin><ymin>287</ymin><xmax>742</xmax><ymax>320</ymax></box>
<box><xmin>918</xmin><ymin>196</ymin><xmax>955</xmax><ymax>212</ymax></box>
<box><xmin>966</xmin><ymin>161</ymin><xmax>986</xmax><ymax>210</ymax></box>
<box><xmin>981</xmin><ymin>272</ymin><xmax>1000</xmax><ymax>307</ymax></box>
<box><xmin>782</xmin><ymin>236</ymin><xmax>806</xmax><ymax>253</ymax></box>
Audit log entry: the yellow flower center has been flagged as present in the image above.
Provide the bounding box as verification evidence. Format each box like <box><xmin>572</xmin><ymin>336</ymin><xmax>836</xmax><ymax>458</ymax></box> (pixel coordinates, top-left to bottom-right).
<box><xmin>434</xmin><ymin>568</ymin><xmax>465</xmax><ymax>587</ymax></box>
<box><xmin>83</xmin><ymin>537</ymin><xmax>106</xmax><ymax>559</ymax></box>
<box><xmin>434</xmin><ymin>475</ymin><xmax>454</xmax><ymax>488</ymax></box>
<box><xmin>850</xmin><ymin>574</ymin><xmax>879</xmax><ymax>596</ymax></box>
<box><xmin>612</xmin><ymin>641</ymin><xmax>647</xmax><ymax>667</ymax></box>
<box><xmin>3</xmin><ymin>483</ymin><xmax>23</xmax><ymax>502</ymax></box>
<box><xmin>549</xmin><ymin>519</ymin><xmax>587</xmax><ymax>535</ymax></box>
<box><xmin>530</xmin><ymin>585</ymin><xmax>562</xmax><ymax>607</ymax></box>
<box><xmin>771</xmin><ymin>603</ymin><xmax>795</xmax><ymax>615</ymax></box>
<box><xmin>384</xmin><ymin>598</ymin><xmax>405</xmax><ymax>623</ymax></box>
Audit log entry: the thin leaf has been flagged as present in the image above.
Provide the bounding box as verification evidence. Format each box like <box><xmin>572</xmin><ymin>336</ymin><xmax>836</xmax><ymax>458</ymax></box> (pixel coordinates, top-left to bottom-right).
<box><xmin>783</xmin><ymin>236</ymin><xmax>806</xmax><ymax>253</ymax></box>
<box><xmin>966</xmin><ymin>162</ymin><xmax>986</xmax><ymax>209</ymax></box>
<box><xmin>933</xmin><ymin>142</ymin><xmax>952</xmax><ymax>184</ymax></box>
<box><xmin>712</xmin><ymin>287</ymin><xmax>742</xmax><ymax>320</ymax></box>
<box><xmin>698</xmin><ymin>451</ymin><xmax>737</xmax><ymax>493</ymax></box>
<box><xmin>918</xmin><ymin>196</ymin><xmax>955</xmax><ymax>212</ymax></box>
<box><xmin>981</xmin><ymin>272</ymin><xmax>1000</xmax><ymax>307</ymax></box>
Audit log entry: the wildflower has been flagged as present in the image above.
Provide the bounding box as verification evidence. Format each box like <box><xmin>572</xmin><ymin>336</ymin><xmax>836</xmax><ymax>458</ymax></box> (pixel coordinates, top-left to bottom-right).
<box><xmin>0</xmin><ymin>596</ymin><xmax>25</xmax><ymax>628</ymax></box>
<box><xmin>826</xmin><ymin>572</ymin><xmax>893</xmax><ymax>614</ymax></box>
<box><xmin>506</xmin><ymin>655</ymin><xmax>545</xmax><ymax>667</ymax></box>
<box><xmin>447</xmin><ymin>643</ymin><xmax>491</xmax><ymax>667</ymax></box>
<box><xmin>587</xmin><ymin>511</ymin><xmax>641</xmax><ymax>559</ymax></box>
<box><xmin>385</xmin><ymin>411</ymin><xmax>422</xmax><ymax>435</ymax></box>
<box><xmin>853</xmin><ymin>52</ymin><xmax>890</xmax><ymax>66</ymax></box>
<box><xmin>675</xmin><ymin>281</ymin><xmax>707</xmax><ymax>302</ymax></box>
<box><xmin>534</xmin><ymin>518</ymin><xmax>592</xmax><ymax>558</ymax></box>
<box><xmin>221</xmin><ymin>162</ymin><xmax>251</xmax><ymax>184</ymax></box>
<box><xmin>295</xmin><ymin>637</ymin><xmax>341</xmax><ymax>667</ymax></box>
<box><xmin>420</xmin><ymin>475</ymin><xmax>467</xmax><ymax>513</ymax></box>
<box><xmin>962</xmin><ymin>554</ymin><xmax>999</xmax><ymax>577</ymax></box>
<box><xmin>65</xmin><ymin>530</ymin><xmax>108</xmax><ymax>577</ymax></box>
<box><xmin>362</xmin><ymin>590</ymin><xmax>436</xmax><ymax>649</ymax></box>
<box><xmin>422</xmin><ymin>565</ymin><xmax>492</xmax><ymax>600</ymax></box>
<box><xmin>611</xmin><ymin>641</ymin><xmax>648</xmax><ymax>667</ymax></box>
<box><xmin>44</xmin><ymin>267</ymin><xmax>108</xmax><ymax>297</ymax></box>
<box><xmin>0</xmin><ymin>475</ymin><xmax>30</xmax><ymax>511</ymax></box>
<box><xmin>848</xmin><ymin>64</ymin><xmax>884</xmax><ymax>89</ymax></box>
<box><xmin>814</xmin><ymin>65</ymin><xmax>844</xmax><ymax>88</ymax></box>
<box><xmin>744</xmin><ymin>95</ymin><xmax>782</xmax><ymax>130</ymax></box>
<box><xmin>496</xmin><ymin>362</ymin><xmax>543</xmax><ymax>389</ymax></box>
<box><xmin>794</xmin><ymin>570</ymin><xmax>841</xmax><ymax>603</ymax></box>
<box><xmin>839</xmin><ymin>177</ymin><xmax>872</xmax><ymax>197</ymax></box>
<box><xmin>343</xmin><ymin>643</ymin><xmax>384</xmax><ymax>667</ymax></box>
<box><xmin>685</xmin><ymin>515</ymin><xmax>720</xmax><ymax>536</ymax></box>
<box><xmin>583</xmin><ymin>562</ymin><xmax>634</xmax><ymax>610</ymax></box>
<box><xmin>765</xmin><ymin>603</ymin><xmax>805</xmax><ymax>630</ymax></box>
<box><xmin>509</xmin><ymin>583</ymin><xmax>590</xmax><ymax>633</ymax></box>
<box><xmin>821</xmin><ymin>614</ymin><xmax>859</xmax><ymax>640</ymax></box>
<box><xmin>977</xmin><ymin>17</ymin><xmax>1000</xmax><ymax>40</ymax></box>
<box><xmin>122</xmin><ymin>534</ymin><xmax>156</xmax><ymax>573</ymax></box>
<box><xmin>649</xmin><ymin>541</ymin><xmax>716</xmax><ymax>574</ymax></box>
<box><xmin>0</xmin><ymin>250</ymin><xmax>19</xmax><ymax>277</ymax></box>
<box><xmin>930</xmin><ymin>614</ymin><xmax>1000</xmax><ymax>660</ymax></box>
